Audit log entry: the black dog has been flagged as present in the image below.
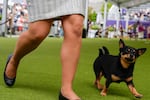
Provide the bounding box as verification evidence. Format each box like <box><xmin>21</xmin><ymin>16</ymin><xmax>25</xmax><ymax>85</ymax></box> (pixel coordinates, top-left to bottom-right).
<box><xmin>93</xmin><ymin>39</ymin><xmax>146</xmax><ymax>98</ymax></box>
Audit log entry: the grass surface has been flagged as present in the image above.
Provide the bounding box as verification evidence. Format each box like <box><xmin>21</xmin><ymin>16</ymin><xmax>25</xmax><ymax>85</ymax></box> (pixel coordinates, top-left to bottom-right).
<box><xmin>0</xmin><ymin>37</ymin><xmax>150</xmax><ymax>100</ymax></box>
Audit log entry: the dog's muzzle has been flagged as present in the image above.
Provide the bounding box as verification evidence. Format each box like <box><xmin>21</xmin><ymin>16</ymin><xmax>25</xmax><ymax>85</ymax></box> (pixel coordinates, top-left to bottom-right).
<box><xmin>125</xmin><ymin>57</ymin><xmax>135</xmax><ymax>63</ymax></box>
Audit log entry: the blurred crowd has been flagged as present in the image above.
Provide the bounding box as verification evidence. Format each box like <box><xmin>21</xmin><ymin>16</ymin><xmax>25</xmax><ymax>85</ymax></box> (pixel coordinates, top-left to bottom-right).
<box><xmin>7</xmin><ymin>3</ymin><xmax>28</xmax><ymax>34</ymax></box>
<box><xmin>128</xmin><ymin>8</ymin><xmax>150</xmax><ymax>21</ymax></box>
<box><xmin>88</xmin><ymin>19</ymin><xmax>150</xmax><ymax>39</ymax></box>
<box><xmin>1</xmin><ymin>3</ymin><xmax>64</xmax><ymax>36</ymax></box>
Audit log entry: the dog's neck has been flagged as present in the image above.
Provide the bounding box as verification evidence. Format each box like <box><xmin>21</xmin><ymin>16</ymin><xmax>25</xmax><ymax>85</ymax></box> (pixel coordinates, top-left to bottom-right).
<box><xmin>120</xmin><ymin>59</ymin><xmax>130</xmax><ymax>69</ymax></box>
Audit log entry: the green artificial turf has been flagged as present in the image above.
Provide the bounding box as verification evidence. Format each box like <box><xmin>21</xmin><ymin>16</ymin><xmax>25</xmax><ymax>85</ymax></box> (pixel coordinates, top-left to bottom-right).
<box><xmin>0</xmin><ymin>37</ymin><xmax>150</xmax><ymax>100</ymax></box>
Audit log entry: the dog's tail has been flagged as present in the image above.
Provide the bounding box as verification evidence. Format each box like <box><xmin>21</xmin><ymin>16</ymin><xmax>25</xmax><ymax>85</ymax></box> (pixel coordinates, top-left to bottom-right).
<box><xmin>98</xmin><ymin>46</ymin><xmax>109</xmax><ymax>57</ymax></box>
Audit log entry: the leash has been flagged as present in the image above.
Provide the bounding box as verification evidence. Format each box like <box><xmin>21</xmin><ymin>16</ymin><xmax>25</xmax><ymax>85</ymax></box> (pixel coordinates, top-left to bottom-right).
<box><xmin>0</xmin><ymin>18</ymin><xmax>10</xmax><ymax>25</ymax></box>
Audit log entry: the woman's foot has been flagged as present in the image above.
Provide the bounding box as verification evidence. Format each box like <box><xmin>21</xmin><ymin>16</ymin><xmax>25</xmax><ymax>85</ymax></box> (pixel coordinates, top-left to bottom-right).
<box><xmin>60</xmin><ymin>88</ymin><xmax>81</xmax><ymax>100</ymax></box>
<box><xmin>4</xmin><ymin>55</ymin><xmax>17</xmax><ymax>86</ymax></box>
<box><xmin>59</xmin><ymin>92</ymin><xmax>69</xmax><ymax>100</ymax></box>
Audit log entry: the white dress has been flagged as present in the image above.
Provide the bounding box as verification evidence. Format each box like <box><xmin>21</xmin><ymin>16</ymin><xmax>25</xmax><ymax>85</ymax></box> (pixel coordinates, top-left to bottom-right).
<box><xmin>26</xmin><ymin>0</ymin><xmax>86</xmax><ymax>22</ymax></box>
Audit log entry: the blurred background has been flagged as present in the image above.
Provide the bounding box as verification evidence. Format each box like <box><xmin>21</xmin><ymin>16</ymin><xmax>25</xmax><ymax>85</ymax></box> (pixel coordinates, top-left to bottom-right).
<box><xmin>0</xmin><ymin>0</ymin><xmax>150</xmax><ymax>39</ymax></box>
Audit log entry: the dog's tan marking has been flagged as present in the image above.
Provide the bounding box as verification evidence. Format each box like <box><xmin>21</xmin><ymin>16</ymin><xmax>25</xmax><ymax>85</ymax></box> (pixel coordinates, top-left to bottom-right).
<box><xmin>120</xmin><ymin>58</ymin><xmax>130</xmax><ymax>69</ymax></box>
<box><xmin>94</xmin><ymin>72</ymin><xmax>104</xmax><ymax>90</ymax></box>
<box><xmin>111</xmin><ymin>74</ymin><xmax>121</xmax><ymax>81</ymax></box>
<box><xmin>125</xmin><ymin>77</ymin><xmax>133</xmax><ymax>82</ymax></box>
<box><xmin>101</xmin><ymin>86</ymin><xmax>108</xmax><ymax>96</ymax></box>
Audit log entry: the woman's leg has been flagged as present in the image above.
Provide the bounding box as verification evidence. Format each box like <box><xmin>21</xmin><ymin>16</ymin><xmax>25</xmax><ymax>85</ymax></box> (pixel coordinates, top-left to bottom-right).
<box><xmin>60</xmin><ymin>14</ymin><xmax>84</xmax><ymax>99</ymax></box>
<box><xmin>5</xmin><ymin>19</ymin><xmax>53</xmax><ymax>79</ymax></box>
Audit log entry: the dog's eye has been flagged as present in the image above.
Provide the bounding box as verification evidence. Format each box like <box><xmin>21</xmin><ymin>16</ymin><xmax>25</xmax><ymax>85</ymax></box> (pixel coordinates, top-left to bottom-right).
<box><xmin>124</xmin><ymin>49</ymin><xmax>130</xmax><ymax>53</ymax></box>
<box><xmin>131</xmin><ymin>50</ymin><xmax>136</xmax><ymax>53</ymax></box>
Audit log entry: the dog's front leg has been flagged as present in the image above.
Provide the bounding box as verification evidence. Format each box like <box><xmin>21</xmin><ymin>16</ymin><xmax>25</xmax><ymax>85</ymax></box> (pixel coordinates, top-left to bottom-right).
<box><xmin>126</xmin><ymin>80</ymin><xmax>143</xmax><ymax>98</ymax></box>
<box><xmin>128</xmin><ymin>84</ymin><xmax>143</xmax><ymax>98</ymax></box>
<box><xmin>101</xmin><ymin>79</ymin><xmax>111</xmax><ymax>96</ymax></box>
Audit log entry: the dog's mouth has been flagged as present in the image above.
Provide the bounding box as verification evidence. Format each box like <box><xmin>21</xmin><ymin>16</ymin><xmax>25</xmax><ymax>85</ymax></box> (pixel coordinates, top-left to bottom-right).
<box><xmin>125</xmin><ymin>58</ymin><xmax>135</xmax><ymax>62</ymax></box>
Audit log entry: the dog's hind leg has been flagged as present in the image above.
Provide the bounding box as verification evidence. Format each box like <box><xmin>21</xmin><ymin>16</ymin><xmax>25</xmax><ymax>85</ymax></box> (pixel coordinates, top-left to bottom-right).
<box><xmin>94</xmin><ymin>72</ymin><xmax>104</xmax><ymax>90</ymax></box>
<box><xmin>101</xmin><ymin>79</ymin><xmax>111</xmax><ymax>96</ymax></box>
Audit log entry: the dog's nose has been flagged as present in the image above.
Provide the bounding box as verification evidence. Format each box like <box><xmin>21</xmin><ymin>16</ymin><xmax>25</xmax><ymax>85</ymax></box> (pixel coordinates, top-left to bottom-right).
<box><xmin>130</xmin><ymin>54</ymin><xmax>135</xmax><ymax>59</ymax></box>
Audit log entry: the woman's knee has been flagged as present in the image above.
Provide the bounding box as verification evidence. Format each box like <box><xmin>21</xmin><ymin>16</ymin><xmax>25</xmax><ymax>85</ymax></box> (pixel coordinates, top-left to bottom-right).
<box><xmin>63</xmin><ymin>15</ymin><xmax>84</xmax><ymax>37</ymax></box>
<box><xmin>28</xmin><ymin>20</ymin><xmax>52</xmax><ymax>41</ymax></box>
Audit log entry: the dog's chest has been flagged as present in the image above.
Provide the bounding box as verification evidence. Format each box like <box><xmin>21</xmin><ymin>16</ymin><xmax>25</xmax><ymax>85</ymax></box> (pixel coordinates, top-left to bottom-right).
<box><xmin>110</xmin><ymin>65</ymin><xmax>134</xmax><ymax>82</ymax></box>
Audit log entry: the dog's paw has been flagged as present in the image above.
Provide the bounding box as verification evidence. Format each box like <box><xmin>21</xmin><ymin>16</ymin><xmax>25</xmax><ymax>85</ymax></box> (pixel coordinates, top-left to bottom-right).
<box><xmin>134</xmin><ymin>94</ymin><xmax>143</xmax><ymax>98</ymax></box>
<box><xmin>100</xmin><ymin>92</ymin><xmax>107</xmax><ymax>96</ymax></box>
<box><xmin>100</xmin><ymin>91</ymin><xmax>107</xmax><ymax>96</ymax></box>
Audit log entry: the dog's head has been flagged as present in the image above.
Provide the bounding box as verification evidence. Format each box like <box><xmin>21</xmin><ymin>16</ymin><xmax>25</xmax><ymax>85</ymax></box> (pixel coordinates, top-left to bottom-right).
<box><xmin>119</xmin><ymin>39</ymin><xmax>146</xmax><ymax>64</ymax></box>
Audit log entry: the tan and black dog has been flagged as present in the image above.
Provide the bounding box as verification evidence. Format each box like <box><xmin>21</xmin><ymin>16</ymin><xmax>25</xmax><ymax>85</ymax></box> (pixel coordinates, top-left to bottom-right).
<box><xmin>93</xmin><ymin>39</ymin><xmax>146</xmax><ymax>98</ymax></box>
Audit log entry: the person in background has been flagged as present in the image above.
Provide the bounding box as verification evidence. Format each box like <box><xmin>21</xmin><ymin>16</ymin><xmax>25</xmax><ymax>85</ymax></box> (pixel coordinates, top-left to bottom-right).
<box><xmin>4</xmin><ymin>0</ymin><xmax>86</xmax><ymax>100</ymax></box>
<box><xmin>132</xmin><ymin>21</ymin><xmax>140</xmax><ymax>38</ymax></box>
<box><xmin>16</xmin><ymin>13</ymin><xmax>25</xmax><ymax>32</ymax></box>
<box><xmin>119</xmin><ymin>25</ymin><xmax>124</xmax><ymax>39</ymax></box>
<box><xmin>138</xmin><ymin>22</ymin><xmax>145</xmax><ymax>39</ymax></box>
<box><xmin>147</xmin><ymin>26</ymin><xmax>150</xmax><ymax>39</ymax></box>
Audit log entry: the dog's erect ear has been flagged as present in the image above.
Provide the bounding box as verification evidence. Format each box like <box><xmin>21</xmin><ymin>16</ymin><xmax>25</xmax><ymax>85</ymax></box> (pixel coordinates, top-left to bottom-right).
<box><xmin>137</xmin><ymin>48</ymin><xmax>147</xmax><ymax>56</ymax></box>
<box><xmin>119</xmin><ymin>39</ymin><xmax>125</xmax><ymax>48</ymax></box>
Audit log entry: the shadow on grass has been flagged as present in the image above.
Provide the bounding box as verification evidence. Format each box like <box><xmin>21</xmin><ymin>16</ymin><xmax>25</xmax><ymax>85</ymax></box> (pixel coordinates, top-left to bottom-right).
<box><xmin>13</xmin><ymin>78</ymin><xmax>60</xmax><ymax>98</ymax></box>
<box><xmin>106</xmin><ymin>87</ymin><xmax>141</xmax><ymax>100</ymax></box>
<box><xmin>89</xmin><ymin>82</ymin><xmax>140</xmax><ymax>100</ymax></box>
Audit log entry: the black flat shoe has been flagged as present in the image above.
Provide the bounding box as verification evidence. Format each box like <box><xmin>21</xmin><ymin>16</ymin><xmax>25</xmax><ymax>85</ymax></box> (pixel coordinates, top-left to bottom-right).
<box><xmin>59</xmin><ymin>92</ymin><xmax>81</xmax><ymax>100</ymax></box>
<box><xmin>4</xmin><ymin>55</ymin><xmax>16</xmax><ymax>87</ymax></box>
<box><xmin>59</xmin><ymin>92</ymin><xmax>69</xmax><ymax>100</ymax></box>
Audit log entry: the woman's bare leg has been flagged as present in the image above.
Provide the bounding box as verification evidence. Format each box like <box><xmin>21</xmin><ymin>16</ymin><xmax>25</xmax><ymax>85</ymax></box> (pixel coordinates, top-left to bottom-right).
<box><xmin>5</xmin><ymin>20</ymin><xmax>53</xmax><ymax>79</ymax></box>
<box><xmin>60</xmin><ymin>14</ymin><xmax>84</xmax><ymax>99</ymax></box>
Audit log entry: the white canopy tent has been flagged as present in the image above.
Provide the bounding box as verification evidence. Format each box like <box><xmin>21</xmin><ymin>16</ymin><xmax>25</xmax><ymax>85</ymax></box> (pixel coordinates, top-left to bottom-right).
<box><xmin>109</xmin><ymin>0</ymin><xmax>150</xmax><ymax>8</ymax></box>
